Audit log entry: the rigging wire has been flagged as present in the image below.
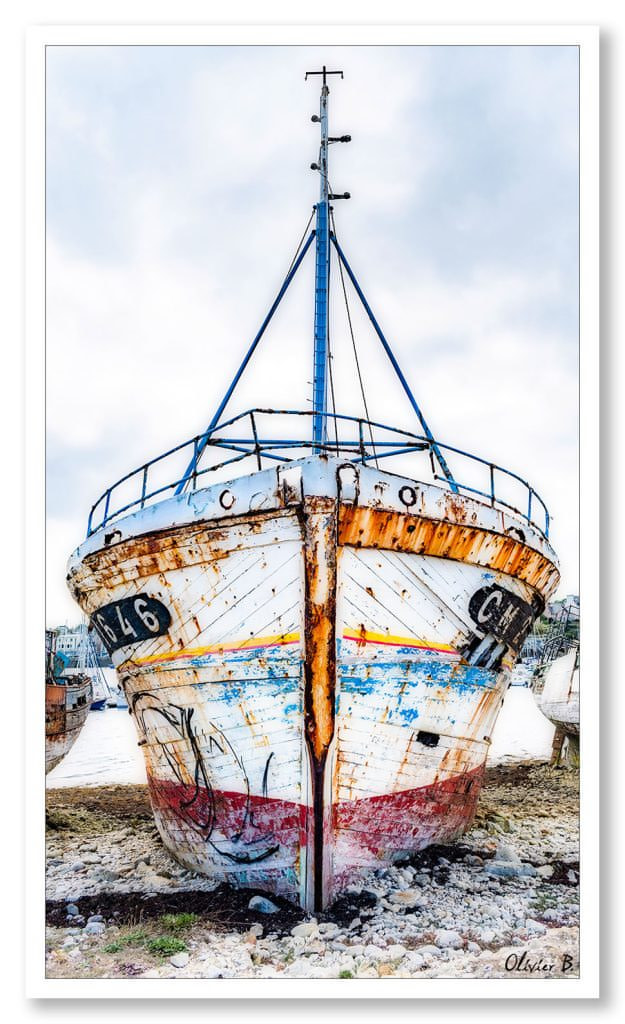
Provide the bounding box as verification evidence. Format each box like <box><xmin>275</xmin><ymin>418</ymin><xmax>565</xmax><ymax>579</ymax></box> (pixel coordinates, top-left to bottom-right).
<box><xmin>330</xmin><ymin>207</ymin><xmax>379</xmax><ymax>467</ymax></box>
<box><xmin>286</xmin><ymin>208</ymin><xmax>316</xmax><ymax>277</ymax></box>
<box><xmin>277</xmin><ymin>208</ymin><xmax>316</xmax><ymax>456</ymax></box>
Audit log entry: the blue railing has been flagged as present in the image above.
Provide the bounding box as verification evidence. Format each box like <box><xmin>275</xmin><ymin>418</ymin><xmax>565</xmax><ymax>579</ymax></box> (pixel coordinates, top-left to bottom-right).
<box><xmin>86</xmin><ymin>409</ymin><xmax>551</xmax><ymax>540</ymax></box>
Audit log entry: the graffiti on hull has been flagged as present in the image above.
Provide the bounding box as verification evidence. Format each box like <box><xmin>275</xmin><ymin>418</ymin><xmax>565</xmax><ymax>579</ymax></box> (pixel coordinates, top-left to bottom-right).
<box><xmin>131</xmin><ymin>691</ymin><xmax>280</xmax><ymax>864</ymax></box>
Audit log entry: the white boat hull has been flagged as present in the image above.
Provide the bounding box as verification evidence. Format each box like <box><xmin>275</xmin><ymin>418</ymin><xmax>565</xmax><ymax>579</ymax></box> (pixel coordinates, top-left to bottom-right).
<box><xmin>67</xmin><ymin>458</ymin><xmax>559</xmax><ymax>908</ymax></box>
<box><xmin>533</xmin><ymin>648</ymin><xmax>579</xmax><ymax>736</ymax></box>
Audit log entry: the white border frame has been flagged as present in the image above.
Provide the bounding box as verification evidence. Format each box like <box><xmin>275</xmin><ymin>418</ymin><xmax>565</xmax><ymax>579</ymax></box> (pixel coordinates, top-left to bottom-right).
<box><xmin>25</xmin><ymin>22</ymin><xmax>599</xmax><ymax>1001</ymax></box>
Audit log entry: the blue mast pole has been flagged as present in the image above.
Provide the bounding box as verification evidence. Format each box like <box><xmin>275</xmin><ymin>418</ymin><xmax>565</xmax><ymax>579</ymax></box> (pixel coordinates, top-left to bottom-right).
<box><xmin>311</xmin><ymin>70</ymin><xmax>331</xmax><ymax>449</ymax></box>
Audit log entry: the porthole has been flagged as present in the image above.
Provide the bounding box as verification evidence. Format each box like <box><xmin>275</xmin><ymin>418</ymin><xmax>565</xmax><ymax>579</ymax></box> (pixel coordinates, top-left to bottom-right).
<box><xmin>399</xmin><ymin>485</ymin><xmax>417</xmax><ymax>507</ymax></box>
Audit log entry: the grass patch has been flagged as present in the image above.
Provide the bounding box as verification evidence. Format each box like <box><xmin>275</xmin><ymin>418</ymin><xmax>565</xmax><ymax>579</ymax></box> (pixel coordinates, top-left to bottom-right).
<box><xmin>102</xmin><ymin>941</ymin><xmax>123</xmax><ymax>954</ymax></box>
<box><xmin>146</xmin><ymin>936</ymin><xmax>187</xmax><ymax>958</ymax></box>
<box><xmin>530</xmin><ymin>893</ymin><xmax>558</xmax><ymax>913</ymax></box>
<box><xmin>339</xmin><ymin>970</ymin><xmax>353</xmax><ymax>979</ymax></box>
<box><xmin>101</xmin><ymin>929</ymin><xmax>149</xmax><ymax>954</ymax></box>
<box><xmin>159</xmin><ymin>913</ymin><xmax>198</xmax><ymax>931</ymax></box>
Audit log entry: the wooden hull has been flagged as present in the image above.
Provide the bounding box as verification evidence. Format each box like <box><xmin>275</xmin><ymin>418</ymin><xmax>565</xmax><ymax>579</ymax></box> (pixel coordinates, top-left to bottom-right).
<box><xmin>45</xmin><ymin>676</ymin><xmax>92</xmax><ymax>773</ymax></box>
<box><xmin>67</xmin><ymin>458</ymin><xmax>559</xmax><ymax>908</ymax></box>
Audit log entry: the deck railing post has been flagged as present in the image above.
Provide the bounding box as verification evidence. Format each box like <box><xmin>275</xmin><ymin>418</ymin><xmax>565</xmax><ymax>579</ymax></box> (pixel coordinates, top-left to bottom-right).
<box><xmin>250</xmin><ymin>412</ymin><xmax>262</xmax><ymax>471</ymax></box>
<box><xmin>103</xmin><ymin>489</ymin><xmax>111</xmax><ymax>528</ymax></box>
<box><xmin>192</xmin><ymin>438</ymin><xmax>199</xmax><ymax>490</ymax></box>
<box><xmin>140</xmin><ymin>466</ymin><xmax>148</xmax><ymax>508</ymax></box>
<box><xmin>358</xmin><ymin>419</ymin><xmax>366</xmax><ymax>463</ymax></box>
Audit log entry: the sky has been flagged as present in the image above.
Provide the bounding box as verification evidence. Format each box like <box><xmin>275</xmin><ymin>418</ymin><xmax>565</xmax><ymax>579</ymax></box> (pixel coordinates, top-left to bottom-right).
<box><xmin>46</xmin><ymin>44</ymin><xmax>579</xmax><ymax>625</ymax></box>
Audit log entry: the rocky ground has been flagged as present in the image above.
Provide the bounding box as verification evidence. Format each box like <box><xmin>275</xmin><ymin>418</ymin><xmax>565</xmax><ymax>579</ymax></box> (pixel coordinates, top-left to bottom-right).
<box><xmin>45</xmin><ymin>761</ymin><xmax>579</xmax><ymax>980</ymax></box>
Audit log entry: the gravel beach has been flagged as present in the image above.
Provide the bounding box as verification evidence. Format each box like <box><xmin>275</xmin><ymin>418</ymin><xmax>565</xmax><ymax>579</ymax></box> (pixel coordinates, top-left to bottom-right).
<box><xmin>45</xmin><ymin>760</ymin><xmax>579</xmax><ymax>980</ymax></box>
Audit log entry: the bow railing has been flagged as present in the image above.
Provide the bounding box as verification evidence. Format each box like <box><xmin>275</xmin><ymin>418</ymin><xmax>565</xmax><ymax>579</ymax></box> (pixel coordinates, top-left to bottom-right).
<box><xmin>86</xmin><ymin>409</ymin><xmax>551</xmax><ymax>540</ymax></box>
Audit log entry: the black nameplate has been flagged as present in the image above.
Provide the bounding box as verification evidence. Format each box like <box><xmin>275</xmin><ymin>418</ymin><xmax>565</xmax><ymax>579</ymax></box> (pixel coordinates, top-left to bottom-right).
<box><xmin>468</xmin><ymin>585</ymin><xmax>540</xmax><ymax>652</ymax></box>
<box><xmin>90</xmin><ymin>594</ymin><xmax>171</xmax><ymax>654</ymax></box>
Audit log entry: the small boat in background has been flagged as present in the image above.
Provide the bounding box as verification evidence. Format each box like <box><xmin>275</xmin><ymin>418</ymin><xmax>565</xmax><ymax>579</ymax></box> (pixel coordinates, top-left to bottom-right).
<box><xmin>105</xmin><ymin>670</ymin><xmax>129</xmax><ymax>709</ymax></box>
<box><xmin>508</xmin><ymin>661</ymin><xmax>534</xmax><ymax>688</ymax></box>
<box><xmin>531</xmin><ymin>603</ymin><xmax>579</xmax><ymax>766</ymax></box>
<box><xmin>65</xmin><ymin>621</ymin><xmax>113</xmax><ymax>710</ymax></box>
<box><xmin>45</xmin><ymin>631</ymin><xmax>92</xmax><ymax>773</ymax></box>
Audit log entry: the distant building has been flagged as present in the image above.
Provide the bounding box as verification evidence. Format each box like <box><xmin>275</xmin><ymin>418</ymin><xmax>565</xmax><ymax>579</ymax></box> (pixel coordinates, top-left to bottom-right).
<box><xmin>52</xmin><ymin>624</ymin><xmax>112</xmax><ymax>667</ymax></box>
<box><xmin>544</xmin><ymin>594</ymin><xmax>579</xmax><ymax>623</ymax></box>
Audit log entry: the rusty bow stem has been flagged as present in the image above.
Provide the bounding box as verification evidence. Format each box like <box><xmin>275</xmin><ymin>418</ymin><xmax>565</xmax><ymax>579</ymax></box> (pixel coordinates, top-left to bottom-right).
<box><xmin>302</xmin><ymin>496</ymin><xmax>338</xmax><ymax>911</ymax></box>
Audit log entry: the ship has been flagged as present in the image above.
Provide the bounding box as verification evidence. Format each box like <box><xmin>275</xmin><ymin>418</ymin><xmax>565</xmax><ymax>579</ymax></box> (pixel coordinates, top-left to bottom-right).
<box><xmin>65</xmin><ymin>68</ymin><xmax>560</xmax><ymax>910</ymax></box>
<box><xmin>531</xmin><ymin>602</ymin><xmax>579</xmax><ymax>766</ymax></box>
<box><xmin>45</xmin><ymin>630</ymin><xmax>92</xmax><ymax>773</ymax></box>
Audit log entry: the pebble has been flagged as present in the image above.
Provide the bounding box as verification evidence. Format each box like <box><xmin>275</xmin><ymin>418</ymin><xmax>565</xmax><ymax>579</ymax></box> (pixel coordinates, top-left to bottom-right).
<box><xmin>485</xmin><ymin>861</ymin><xmax>536</xmax><ymax>879</ymax></box>
<box><xmin>389</xmin><ymin>888</ymin><xmax>423</xmax><ymax>908</ymax></box>
<box><xmin>169</xmin><ymin>952</ymin><xmax>190</xmax><ymax>969</ymax></box>
<box><xmin>291</xmin><ymin>922</ymin><xmax>318</xmax><ymax>939</ymax></box>
<box><xmin>363</xmin><ymin>944</ymin><xmax>386</xmax><ymax>961</ymax></box>
<box><xmin>248</xmin><ymin>895</ymin><xmax>279</xmax><ymax>914</ymax></box>
<box><xmin>494</xmin><ymin>843</ymin><xmax>520</xmax><ymax>863</ymax></box>
<box><xmin>434</xmin><ymin>929</ymin><xmax>463</xmax><ymax>949</ymax></box>
<box><xmin>84</xmin><ymin>921</ymin><xmax>105</xmax><ymax>935</ymax></box>
<box><xmin>403</xmin><ymin>952</ymin><xmax>425</xmax><ymax>971</ymax></box>
<box><xmin>536</xmin><ymin>865</ymin><xmax>554</xmax><ymax>878</ymax></box>
<box><xmin>66</xmin><ymin>904</ymin><xmax>80</xmax><ymax>917</ymax></box>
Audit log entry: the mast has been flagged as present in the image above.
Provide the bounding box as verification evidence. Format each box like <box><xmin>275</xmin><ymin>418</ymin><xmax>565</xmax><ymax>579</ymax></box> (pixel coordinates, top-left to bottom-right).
<box><xmin>170</xmin><ymin>68</ymin><xmax>456</xmax><ymax>495</ymax></box>
<box><xmin>306</xmin><ymin>67</ymin><xmax>349</xmax><ymax>449</ymax></box>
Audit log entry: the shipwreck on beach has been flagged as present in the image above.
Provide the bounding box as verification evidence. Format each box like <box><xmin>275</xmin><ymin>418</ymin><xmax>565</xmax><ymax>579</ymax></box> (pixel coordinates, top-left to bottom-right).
<box><xmin>66</xmin><ymin>68</ymin><xmax>559</xmax><ymax>910</ymax></box>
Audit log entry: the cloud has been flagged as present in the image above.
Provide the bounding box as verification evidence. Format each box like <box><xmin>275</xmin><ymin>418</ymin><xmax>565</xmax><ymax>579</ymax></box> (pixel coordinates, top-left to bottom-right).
<box><xmin>45</xmin><ymin>44</ymin><xmax>579</xmax><ymax>623</ymax></box>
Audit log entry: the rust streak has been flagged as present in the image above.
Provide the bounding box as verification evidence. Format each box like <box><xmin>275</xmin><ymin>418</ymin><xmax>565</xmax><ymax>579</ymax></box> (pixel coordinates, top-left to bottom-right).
<box><xmin>338</xmin><ymin>506</ymin><xmax>559</xmax><ymax>598</ymax></box>
<box><xmin>301</xmin><ymin>494</ymin><xmax>338</xmax><ymax>912</ymax></box>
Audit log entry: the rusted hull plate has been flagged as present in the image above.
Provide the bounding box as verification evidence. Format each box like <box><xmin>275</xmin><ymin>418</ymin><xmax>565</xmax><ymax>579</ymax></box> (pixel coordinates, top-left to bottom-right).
<box><xmin>67</xmin><ymin>460</ymin><xmax>559</xmax><ymax>910</ymax></box>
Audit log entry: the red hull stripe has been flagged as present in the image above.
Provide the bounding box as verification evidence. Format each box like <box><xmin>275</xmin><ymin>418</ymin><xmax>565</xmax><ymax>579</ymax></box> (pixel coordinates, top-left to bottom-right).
<box><xmin>145</xmin><ymin>762</ymin><xmax>484</xmax><ymax>861</ymax></box>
